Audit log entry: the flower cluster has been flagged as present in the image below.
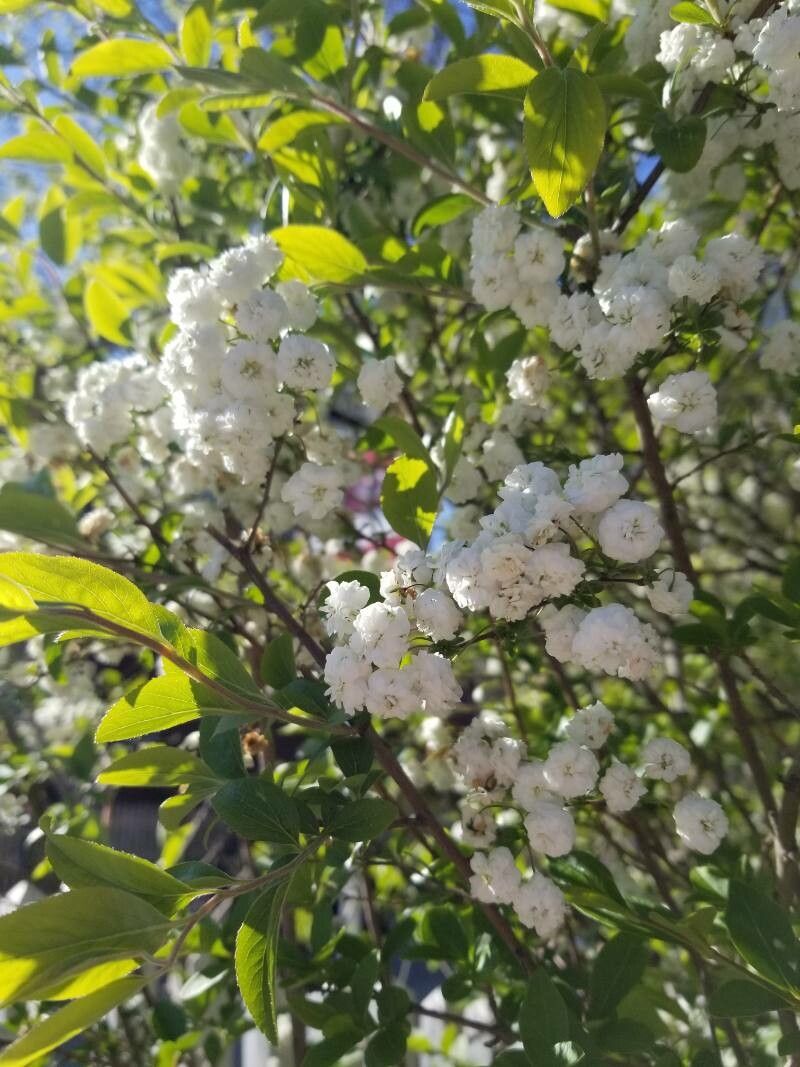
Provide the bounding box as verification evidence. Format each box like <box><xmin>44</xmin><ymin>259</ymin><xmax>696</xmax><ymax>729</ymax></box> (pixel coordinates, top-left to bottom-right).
<box><xmin>322</xmin><ymin>554</ymin><xmax>463</xmax><ymax>719</ymax></box>
<box><xmin>441</xmin><ymin>453</ymin><xmax>685</xmax><ymax>678</ymax></box>
<box><xmin>453</xmin><ymin>709</ymin><xmax>727</xmax><ymax>937</ymax></box>
<box><xmin>137</xmin><ymin>102</ymin><xmax>192</xmax><ymax>194</ymax></box>
<box><xmin>470</xmin><ymin>208</ymin><xmax>762</xmax><ymax>394</ymax></box>
<box><xmin>65</xmin><ymin>353</ymin><xmax>171</xmax><ymax>459</ymax></box>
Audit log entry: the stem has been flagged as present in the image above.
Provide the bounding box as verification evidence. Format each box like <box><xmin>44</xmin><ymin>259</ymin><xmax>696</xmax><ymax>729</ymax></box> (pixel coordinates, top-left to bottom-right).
<box><xmin>627</xmin><ymin>374</ymin><xmax>696</xmax><ymax>581</ymax></box>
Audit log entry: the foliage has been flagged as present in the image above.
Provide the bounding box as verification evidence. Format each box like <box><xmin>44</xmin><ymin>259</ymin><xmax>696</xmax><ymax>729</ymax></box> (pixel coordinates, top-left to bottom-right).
<box><xmin>0</xmin><ymin>0</ymin><xmax>798</xmax><ymax>1065</ymax></box>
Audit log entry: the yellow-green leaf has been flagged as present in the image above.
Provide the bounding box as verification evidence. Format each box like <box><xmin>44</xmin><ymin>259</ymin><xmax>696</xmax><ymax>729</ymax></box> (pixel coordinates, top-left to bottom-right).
<box><xmin>235</xmin><ymin>880</ymin><xmax>292</xmax><ymax>1042</ymax></box>
<box><xmin>523</xmin><ymin>67</ymin><xmax>606</xmax><ymax>218</ymax></box>
<box><xmin>0</xmin><ymin>977</ymin><xmax>146</xmax><ymax>1066</ymax></box>
<box><xmin>180</xmin><ymin>1</ymin><xmax>213</xmax><ymax>66</ymax></box>
<box><xmin>380</xmin><ymin>454</ymin><xmax>439</xmax><ymax>548</ymax></box>
<box><xmin>72</xmin><ymin>39</ymin><xmax>173</xmax><ymax>78</ymax></box>
<box><xmin>83</xmin><ymin>277</ymin><xmax>132</xmax><ymax>346</ymax></box>
<box><xmin>53</xmin><ymin>115</ymin><xmax>106</xmax><ymax>176</ymax></box>
<box><xmin>424</xmin><ymin>54</ymin><xmax>537</xmax><ymax>101</ymax></box>
<box><xmin>272</xmin><ymin>225</ymin><xmax>366</xmax><ymax>283</ymax></box>
<box><xmin>0</xmin><ymin>131</ymin><xmax>72</xmax><ymax>164</ymax></box>
<box><xmin>0</xmin><ymin>889</ymin><xmax>170</xmax><ymax>1006</ymax></box>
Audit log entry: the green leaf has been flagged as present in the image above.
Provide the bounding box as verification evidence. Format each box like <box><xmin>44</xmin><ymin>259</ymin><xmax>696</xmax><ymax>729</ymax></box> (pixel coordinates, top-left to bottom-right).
<box><xmin>169</xmin><ymin>627</ymin><xmax>261</xmax><ymax>699</ymax></box>
<box><xmin>588</xmin><ymin>934</ymin><xmax>648</xmax><ymax>1018</ymax></box>
<box><xmin>200</xmin><ymin>713</ymin><xmax>246</xmax><ymax>778</ymax></box>
<box><xmin>0</xmin><ymin>977</ymin><xmax>146</xmax><ymax>1066</ymax></box>
<box><xmin>258</xmin><ymin>109</ymin><xmax>345</xmax><ymax>152</ymax></box>
<box><xmin>594</xmin><ymin>74</ymin><xmax>659</xmax><ymax>104</ymax></box>
<box><xmin>235</xmin><ymin>878</ymin><xmax>292</xmax><ymax>1042</ymax></box>
<box><xmin>45</xmin><ymin>834</ymin><xmax>192</xmax><ymax>913</ymax></box>
<box><xmin>72</xmin><ymin>39</ymin><xmax>173</xmax><ymax>77</ymax></box>
<box><xmin>441</xmin><ymin>401</ymin><xmax>465</xmax><ymax>490</ymax></box>
<box><xmin>84</xmin><ymin>277</ymin><xmax>132</xmax><ymax>346</ymax></box>
<box><xmin>424</xmin><ymin>906</ymin><xmax>470</xmax><ymax>960</ymax></box>
<box><xmin>52</xmin><ymin>115</ymin><xmax>106</xmax><ymax>176</ymax></box>
<box><xmin>0</xmin><ymin>130</ymin><xmax>72</xmax><ymax>164</ymax></box>
<box><xmin>0</xmin><ymin>484</ymin><xmax>83</xmax><ymax>549</ymax></box>
<box><xmin>97</xmin><ymin>746</ymin><xmax>219</xmax><ymax>789</ymax></box>
<box><xmin>782</xmin><ymin>557</ymin><xmax>800</xmax><ymax>603</ymax></box>
<box><xmin>0</xmin><ymin>553</ymin><xmax>178</xmax><ymax>645</ymax></box>
<box><xmin>459</xmin><ymin>0</ymin><xmax>519</xmax><ymax>20</ymax></box>
<box><xmin>328</xmin><ymin>797</ymin><xmax>397</xmax><ymax>842</ymax></box>
<box><xmin>331</xmin><ymin>735</ymin><xmax>373</xmax><ymax>777</ymax></box>
<box><xmin>651</xmin><ymin>113</ymin><xmax>706</xmax><ymax>173</ymax></box>
<box><xmin>96</xmin><ymin>672</ymin><xmax>244</xmax><ymax>742</ymax></box>
<box><xmin>411</xmin><ymin>193</ymin><xmax>474</xmax><ymax>236</ymax></box>
<box><xmin>548</xmin><ymin>0</ymin><xmax>609</xmax><ymax>17</ymax></box>
<box><xmin>212</xmin><ymin>777</ymin><xmax>302</xmax><ymax>844</ymax></box>
<box><xmin>669</xmin><ymin>1</ymin><xmax>718</xmax><ymax>24</ymax></box>
<box><xmin>272</xmin><ymin>224</ymin><xmax>367</xmax><ymax>283</ymax></box>
<box><xmin>39</xmin><ymin>203</ymin><xmax>67</xmax><ymax>265</ymax></box>
<box><xmin>519</xmin><ymin>971</ymin><xmax>570</xmax><ymax>1064</ymax></box>
<box><xmin>351</xmin><ymin>949</ymin><xmax>380</xmax><ymax>1017</ymax></box>
<box><xmin>724</xmin><ymin>880</ymin><xmax>800</xmax><ymax>990</ymax></box>
<box><xmin>0</xmin><ymin>888</ymin><xmax>171</xmax><ymax>1006</ymax></box>
<box><xmin>372</xmin><ymin>415</ymin><xmax>433</xmax><ymax>464</ymax></box>
<box><xmin>239</xmin><ymin>47</ymin><xmax>310</xmax><ymax>95</ymax></box>
<box><xmin>423</xmin><ymin>54</ymin><xmax>536</xmax><ymax>101</ymax></box>
<box><xmin>523</xmin><ymin>67</ymin><xmax>606</xmax><ymax>217</ymax></box>
<box><xmin>303</xmin><ymin>1030</ymin><xmax>362</xmax><ymax>1067</ymax></box>
<box><xmin>709</xmin><ymin>979</ymin><xmax>791</xmax><ymax>1017</ymax></box>
<box><xmin>260</xmin><ymin>633</ymin><xmax>296</xmax><ymax>689</ymax></box>
<box><xmin>180</xmin><ymin>1</ymin><xmax>213</xmax><ymax>66</ymax></box>
<box><xmin>381</xmin><ymin>454</ymin><xmax>439</xmax><ymax>548</ymax></box>
<box><xmin>365</xmin><ymin>1024</ymin><xmax>408</xmax><ymax>1067</ymax></box>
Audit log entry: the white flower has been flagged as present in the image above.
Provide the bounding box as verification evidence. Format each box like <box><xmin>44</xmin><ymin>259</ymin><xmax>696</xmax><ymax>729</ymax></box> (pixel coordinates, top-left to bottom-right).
<box><xmin>760</xmin><ymin>319</ymin><xmax>800</xmax><ymax>374</ymax></box>
<box><xmin>77</xmin><ymin>507</ymin><xmax>114</xmax><ymax>540</ymax></box>
<box><xmin>209</xmin><ymin>235</ymin><xmax>282</xmax><ymax>302</ymax></box>
<box><xmin>646</xmin><ymin>570</ymin><xmax>693</xmax><ymax>615</ymax></box>
<box><xmin>511</xmin><ymin>760</ymin><xmax>557</xmax><ymax>810</ymax></box>
<box><xmin>351</xmin><ymin>603</ymin><xmax>411</xmax><ymax>668</ymax></box>
<box><xmin>641</xmin><ymin>738</ymin><xmax>691</xmax><ymax>782</ymax></box>
<box><xmin>323</xmin><ymin>646</ymin><xmax>371</xmax><ymax>716</ymax></box>
<box><xmin>673</xmin><ymin>793</ymin><xmax>728</xmax><ymax>854</ymax></box>
<box><xmin>524</xmin><ymin>801</ymin><xmax>575</xmax><ymax>857</ymax></box>
<box><xmin>357</xmin><ymin>357</ymin><xmax>404</xmax><ymax>412</ymax></box>
<box><xmin>411</xmin><ymin>651</ymin><xmax>462</xmax><ymax>714</ymax></box>
<box><xmin>543</xmin><ymin>741</ymin><xmax>599</xmax><ymax>799</ymax></box>
<box><xmin>565</xmin><ymin>701</ymin><xmax>615</xmax><ymax>750</ymax></box>
<box><xmin>281</xmin><ymin>463</ymin><xmax>344</xmax><ymax>520</ymax></box>
<box><xmin>166</xmin><ymin>268</ymin><xmax>222</xmax><ymax>328</ymax></box>
<box><xmin>564</xmin><ymin>454</ymin><xmax>628</xmax><ymax>515</ymax></box>
<box><xmin>235</xmin><ymin>288</ymin><xmax>289</xmax><ymax>340</ymax></box>
<box><xmin>459</xmin><ymin>797</ymin><xmax>497</xmax><ymax>848</ymax></box>
<box><xmin>513</xmin><ymin>872</ymin><xmax>566</xmax><ymax>937</ymax></box>
<box><xmin>513</xmin><ymin>228</ymin><xmax>563</xmax><ymax>283</ymax></box>
<box><xmin>365</xmin><ymin>666</ymin><xmax>420</xmax><ymax>719</ymax></box>
<box><xmin>469</xmin><ymin>846</ymin><xmax>521</xmax><ymax>905</ymax></box>
<box><xmin>599</xmin><ymin>760</ymin><xmax>646</xmax><ymax>814</ymax></box>
<box><xmin>505</xmin><ymin>355</ymin><xmax>550</xmax><ymax>406</ymax></box>
<box><xmin>414</xmin><ymin>588</ymin><xmax>462</xmax><ymax>641</ymax></box>
<box><xmin>704</xmin><ymin>234</ymin><xmax>764</xmax><ymax>301</ymax></box>
<box><xmin>667</xmin><ymin>255</ymin><xmax>721</xmax><ymax>305</ymax></box>
<box><xmin>647</xmin><ymin>371</ymin><xmax>717</xmax><ymax>434</ymax></box>
<box><xmin>276</xmin><ymin>280</ymin><xmax>318</xmax><ymax>330</ymax></box>
<box><xmin>539</xmin><ymin>603</ymin><xmax>586</xmax><ymax>663</ymax></box>
<box><xmin>138</xmin><ymin>103</ymin><xmax>191</xmax><ymax>193</ymax></box>
<box><xmin>321</xmin><ymin>580</ymin><xmax>371</xmax><ymax>638</ymax></box>
<box><xmin>597</xmin><ymin>500</ymin><xmax>664</xmax><ymax>563</ymax></box>
<box><xmin>276</xmin><ymin>335</ymin><xmax>335</xmax><ymax>391</ymax></box>
<box><xmin>571</xmin><ymin>604</ymin><xmax>660</xmax><ymax>680</ymax></box>
<box><xmin>471</xmin><ymin>205</ymin><xmax>520</xmax><ymax>257</ymax></box>
<box><xmin>221</xmin><ymin>342</ymin><xmax>278</xmax><ymax>400</ymax></box>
